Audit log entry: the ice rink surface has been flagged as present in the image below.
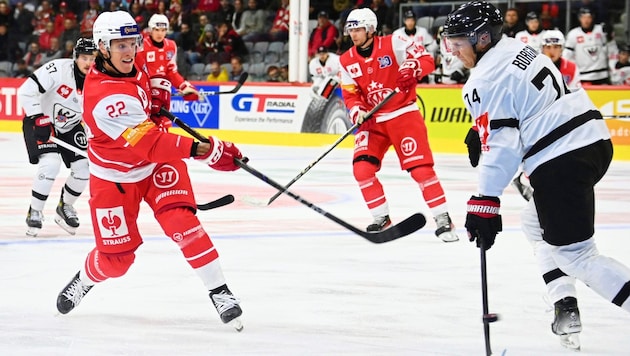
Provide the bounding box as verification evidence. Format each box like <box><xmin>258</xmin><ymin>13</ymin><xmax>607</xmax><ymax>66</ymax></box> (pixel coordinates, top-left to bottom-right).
<box><xmin>1</xmin><ymin>131</ymin><xmax>629</xmax><ymax>355</ymax></box>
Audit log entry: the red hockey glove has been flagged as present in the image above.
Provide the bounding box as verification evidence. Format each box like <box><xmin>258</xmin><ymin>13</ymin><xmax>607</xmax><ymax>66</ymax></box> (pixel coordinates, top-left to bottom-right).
<box><xmin>465</xmin><ymin>196</ymin><xmax>502</xmax><ymax>250</ymax></box>
<box><xmin>349</xmin><ymin>105</ymin><xmax>374</xmax><ymax>131</ymax></box>
<box><xmin>179</xmin><ymin>81</ymin><xmax>199</xmax><ymax>101</ymax></box>
<box><xmin>396</xmin><ymin>58</ymin><xmax>422</xmax><ymax>93</ymax></box>
<box><xmin>29</xmin><ymin>114</ymin><xmax>54</xmax><ymax>142</ymax></box>
<box><xmin>150</xmin><ymin>115</ymin><xmax>172</xmax><ymax>133</ymax></box>
<box><xmin>150</xmin><ymin>78</ymin><xmax>172</xmax><ymax>115</ymax></box>
<box><xmin>464</xmin><ymin>127</ymin><xmax>481</xmax><ymax>167</ymax></box>
<box><xmin>195</xmin><ymin>136</ymin><xmax>243</xmax><ymax>171</ymax></box>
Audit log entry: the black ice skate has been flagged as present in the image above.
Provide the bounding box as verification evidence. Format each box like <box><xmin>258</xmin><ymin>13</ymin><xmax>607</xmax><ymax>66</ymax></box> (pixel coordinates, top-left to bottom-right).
<box><xmin>210</xmin><ymin>285</ymin><xmax>243</xmax><ymax>332</ymax></box>
<box><xmin>434</xmin><ymin>212</ymin><xmax>459</xmax><ymax>242</ymax></box>
<box><xmin>57</xmin><ymin>272</ymin><xmax>93</xmax><ymax>314</ymax></box>
<box><xmin>366</xmin><ymin>215</ymin><xmax>391</xmax><ymax>232</ymax></box>
<box><xmin>551</xmin><ymin>297</ymin><xmax>582</xmax><ymax>351</ymax></box>
<box><xmin>54</xmin><ymin>198</ymin><xmax>79</xmax><ymax>235</ymax></box>
<box><xmin>26</xmin><ymin>206</ymin><xmax>43</xmax><ymax>237</ymax></box>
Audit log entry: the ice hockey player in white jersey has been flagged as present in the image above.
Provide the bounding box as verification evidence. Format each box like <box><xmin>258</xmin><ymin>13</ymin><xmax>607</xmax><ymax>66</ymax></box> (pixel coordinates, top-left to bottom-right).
<box><xmin>393</xmin><ymin>10</ymin><xmax>438</xmax><ymax>65</ymax></box>
<box><xmin>308</xmin><ymin>46</ymin><xmax>341</xmax><ymax>99</ymax></box>
<box><xmin>514</xmin><ymin>11</ymin><xmax>545</xmax><ymax>53</ymax></box>
<box><xmin>445</xmin><ymin>1</ymin><xmax>630</xmax><ymax>351</ymax></box>
<box><xmin>563</xmin><ymin>7</ymin><xmax>610</xmax><ymax>84</ymax></box>
<box><xmin>611</xmin><ymin>44</ymin><xmax>630</xmax><ymax>85</ymax></box>
<box><xmin>19</xmin><ymin>37</ymin><xmax>97</xmax><ymax>237</ymax></box>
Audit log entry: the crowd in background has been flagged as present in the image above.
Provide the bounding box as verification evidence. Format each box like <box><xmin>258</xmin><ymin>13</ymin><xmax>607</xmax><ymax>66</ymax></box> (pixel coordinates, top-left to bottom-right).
<box><xmin>0</xmin><ymin>0</ymin><xmax>627</xmax><ymax>84</ymax></box>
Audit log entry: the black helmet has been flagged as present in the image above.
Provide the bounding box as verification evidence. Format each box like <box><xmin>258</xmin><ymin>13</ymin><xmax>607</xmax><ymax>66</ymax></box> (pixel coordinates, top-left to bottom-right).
<box><xmin>74</xmin><ymin>37</ymin><xmax>97</xmax><ymax>59</ymax></box>
<box><xmin>443</xmin><ymin>1</ymin><xmax>503</xmax><ymax>47</ymax></box>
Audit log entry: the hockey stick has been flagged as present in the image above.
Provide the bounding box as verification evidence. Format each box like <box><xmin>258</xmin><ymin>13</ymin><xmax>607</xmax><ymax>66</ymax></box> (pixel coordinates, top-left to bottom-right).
<box><xmin>50</xmin><ymin>137</ymin><xmax>233</xmax><ymax>211</ymax></box>
<box><xmin>174</xmin><ymin>72</ymin><xmax>249</xmax><ymax>97</ymax></box>
<box><xmin>266</xmin><ymin>89</ymin><xmax>399</xmax><ymax>205</ymax></box>
<box><xmin>234</xmin><ymin>157</ymin><xmax>425</xmax><ymax>243</ymax></box>
<box><xmin>480</xmin><ymin>244</ymin><xmax>499</xmax><ymax>356</ymax></box>
<box><xmin>511</xmin><ymin>172</ymin><xmax>533</xmax><ymax>201</ymax></box>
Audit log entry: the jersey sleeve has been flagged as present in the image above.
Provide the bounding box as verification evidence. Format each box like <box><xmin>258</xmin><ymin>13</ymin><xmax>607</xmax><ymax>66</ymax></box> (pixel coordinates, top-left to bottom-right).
<box><xmin>91</xmin><ymin>93</ymin><xmax>193</xmax><ymax>162</ymax></box>
<box><xmin>339</xmin><ymin>61</ymin><xmax>366</xmax><ymax>111</ymax></box>
<box><xmin>17</xmin><ymin>61</ymin><xmax>60</xmax><ymax>117</ymax></box>
<box><xmin>391</xmin><ymin>34</ymin><xmax>435</xmax><ymax>78</ymax></box>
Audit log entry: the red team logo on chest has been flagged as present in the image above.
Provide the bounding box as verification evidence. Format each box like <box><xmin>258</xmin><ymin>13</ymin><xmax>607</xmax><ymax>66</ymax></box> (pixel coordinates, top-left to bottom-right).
<box><xmin>57</xmin><ymin>84</ymin><xmax>73</xmax><ymax>98</ymax></box>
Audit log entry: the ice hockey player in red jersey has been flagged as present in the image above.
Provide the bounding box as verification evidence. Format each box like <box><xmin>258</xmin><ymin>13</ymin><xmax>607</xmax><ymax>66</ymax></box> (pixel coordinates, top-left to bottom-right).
<box><xmin>55</xmin><ymin>11</ymin><xmax>245</xmax><ymax>331</ymax></box>
<box><xmin>338</xmin><ymin>8</ymin><xmax>458</xmax><ymax>242</ymax></box>
<box><xmin>138</xmin><ymin>14</ymin><xmax>200</xmax><ymax>132</ymax></box>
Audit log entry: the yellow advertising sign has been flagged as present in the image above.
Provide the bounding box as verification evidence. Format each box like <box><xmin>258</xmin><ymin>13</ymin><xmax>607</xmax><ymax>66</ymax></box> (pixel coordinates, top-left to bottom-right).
<box><xmin>416</xmin><ymin>85</ymin><xmax>630</xmax><ymax>160</ymax></box>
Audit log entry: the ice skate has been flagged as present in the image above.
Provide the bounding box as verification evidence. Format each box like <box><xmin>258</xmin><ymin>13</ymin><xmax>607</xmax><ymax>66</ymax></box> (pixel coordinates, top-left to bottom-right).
<box><xmin>54</xmin><ymin>199</ymin><xmax>79</xmax><ymax>235</ymax></box>
<box><xmin>551</xmin><ymin>297</ymin><xmax>582</xmax><ymax>351</ymax></box>
<box><xmin>434</xmin><ymin>212</ymin><xmax>459</xmax><ymax>242</ymax></box>
<box><xmin>366</xmin><ymin>215</ymin><xmax>391</xmax><ymax>232</ymax></box>
<box><xmin>25</xmin><ymin>206</ymin><xmax>43</xmax><ymax>237</ymax></box>
<box><xmin>210</xmin><ymin>285</ymin><xmax>243</xmax><ymax>332</ymax></box>
<box><xmin>57</xmin><ymin>272</ymin><xmax>93</xmax><ymax>314</ymax></box>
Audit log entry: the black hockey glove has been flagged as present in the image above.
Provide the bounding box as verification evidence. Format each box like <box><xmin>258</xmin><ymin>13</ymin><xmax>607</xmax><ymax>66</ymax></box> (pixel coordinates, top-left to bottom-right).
<box><xmin>450</xmin><ymin>70</ymin><xmax>465</xmax><ymax>83</ymax></box>
<box><xmin>28</xmin><ymin>114</ymin><xmax>54</xmax><ymax>142</ymax></box>
<box><xmin>464</xmin><ymin>127</ymin><xmax>481</xmax><ymax>167</ymax></box>
<box><xmin>465</xmin><ymin>195</ymin><xmax>502</xmax><ymax>250</ymax></box>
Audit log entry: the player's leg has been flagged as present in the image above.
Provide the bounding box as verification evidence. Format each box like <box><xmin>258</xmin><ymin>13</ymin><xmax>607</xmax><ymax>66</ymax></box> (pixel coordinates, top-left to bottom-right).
<box><xmin>352</xmin><ymin>130</ymin><xmax>390</xmax><ymax>232</ymax></box>
<box><xmin>54</xmin><ymin>127</ymin><xmax>89</xmax><ymax>234</ymax></box>
<box><xmin>57</xmin><ymin>176</ymin><xmax>143</xmax><ymax>314</ymax></box>
<box><xmin>27</xmin><ymin>153</ymin><xmax>62</xmax><ymax>236</ymax></box>
<box><xmin>386</xmin><ymin>114</ymin><xmax>458</xmax><ymax>242</ymax></box>
<box><xmin>149</xmin><ymin>161</ymin><xmax>242</xmax><ymax>328</ymax></box>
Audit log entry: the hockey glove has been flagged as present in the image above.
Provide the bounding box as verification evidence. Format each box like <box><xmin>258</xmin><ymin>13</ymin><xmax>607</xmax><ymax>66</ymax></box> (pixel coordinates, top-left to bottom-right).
<box><xmin>464</xmin><ymin>127</ymin><xmax>481</xmax><ymax>167</ymax></box>
<box><xmin>150</xmin><ymin>78</ymin><xmax>172</xmax><ymax>115</ymax></box>
<box><xmin>465</xmin><ymin>195</ymin><xmax>502</xmax><ymax>250</ymax></box>
<box><xmin>179</xmin><ymin>81</ymin><xmax>200</xmax><ymax>101</ymax></box>
<box><xmin>150</xmin><ymin>115</ymin><xmax>173</xmax><ymax>133</ymax></box>
<box><xmin>195</xmin><ymin>136</ymin><xmax>243</xmax><ymax>171</ymax></box>
<box><xmin>29</xmin><ymin>114</ymin><xmax>54</xmax><ymax>142</ymax></box>
<box><xmin>450</xmin><ymin>70</ymin><xmax>465</xmax><ymax>83</ymax></box>
<box><xmin>349</xmin><ymin>105</ymin><xmax>374</xmax><ymax>131</ymax></box>
<box><xmin>396</xmin><ymin>58</ymin><xmax>422</xmax><ymax>93</ymax></box>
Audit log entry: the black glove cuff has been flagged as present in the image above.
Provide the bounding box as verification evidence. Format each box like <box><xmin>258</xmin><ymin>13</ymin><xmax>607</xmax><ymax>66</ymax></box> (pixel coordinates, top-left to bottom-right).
<box><xmin>190</xmin><ymin>141</ymin><xmax>199</xmax><ymax>157</ymax></box>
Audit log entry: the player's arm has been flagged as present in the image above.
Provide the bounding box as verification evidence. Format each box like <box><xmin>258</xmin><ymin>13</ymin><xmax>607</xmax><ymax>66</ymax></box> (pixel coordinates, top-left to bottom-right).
<box><xmin>164</xmin><ymin>45</ymin><xmax>199</xmax><ymax>100</ymax></box>
<box><xmin>392</xmin><ymin>35</ymin><xmax>435</xmax><ymax>92</ymax></box>
<box><xmin>339</xmin><ymin>66</ymin><xmax>368</xmax><ymax>125</ymax></box>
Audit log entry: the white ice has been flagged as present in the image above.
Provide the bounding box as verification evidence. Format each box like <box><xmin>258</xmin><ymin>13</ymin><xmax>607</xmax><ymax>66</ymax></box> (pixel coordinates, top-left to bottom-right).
<box><xmin>0</xmin><ymin>131</ymin><xmax>629</xmax><ymax>355</ymax></box>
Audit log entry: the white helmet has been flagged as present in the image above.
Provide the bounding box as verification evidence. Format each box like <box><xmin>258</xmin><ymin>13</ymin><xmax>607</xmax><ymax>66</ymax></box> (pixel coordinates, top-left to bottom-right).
<box><xmin>93</xmin><ymin>11</ymin><xmax>142</xmax><ymax>50</ymax></box>
<box><xmin>542</xmin><ymin>29</ymin><xmax>565</xmax><ymax>47</ymax></box>
<box><xmin>344</xmin><ymin>8</ymin><xmax>377</xmax><ymax>35</ymax></box>
<box><xmin>148</xmin><ymin>14</ymin><xmax>169</xmax><ymax>29</ymax></box>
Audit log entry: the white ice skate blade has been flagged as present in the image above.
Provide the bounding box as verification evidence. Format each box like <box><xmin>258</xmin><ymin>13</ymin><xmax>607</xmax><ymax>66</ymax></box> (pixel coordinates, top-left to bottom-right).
<box><xmin>26</xmin><ymin>227</ymin><xmax>41</xmax><ymax>237</ymax></box>
<box><xmin>54</xmin><ymin>215</ymin><xmax>77</xmax><ymax>236</ymax></box>
<box><xmin>228</xmin><ymin>317</ymin><xmax>244</xmax><ymax>332</ymax></box>
<box><xmin>560</xmin><ymin>333</ymin><xmax>580</xmax><ymax>351</ymax></box>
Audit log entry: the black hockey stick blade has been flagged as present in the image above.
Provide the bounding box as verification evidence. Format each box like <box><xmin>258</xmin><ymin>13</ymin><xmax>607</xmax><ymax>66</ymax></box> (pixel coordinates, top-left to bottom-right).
<box><xmin>235</xmin><ymin>157</ymin><xmax>425</xmax><ymax>243</ymax></box>
<box><xmin>267</xmin><ymin>89</ymin><xmax>399</xmax><ymax>206</ymax></box>
<box><xmin>197</xmin><ymin>194</ymin><xmax>235</xmax><ymax>211</ymax></box>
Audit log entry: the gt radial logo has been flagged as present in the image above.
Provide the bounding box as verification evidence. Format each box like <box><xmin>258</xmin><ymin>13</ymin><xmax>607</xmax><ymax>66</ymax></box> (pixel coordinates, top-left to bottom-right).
<box><xmin>232</xmin><ymin>94</ymin><xmax>298</xmax><ymax>113</ymax></box>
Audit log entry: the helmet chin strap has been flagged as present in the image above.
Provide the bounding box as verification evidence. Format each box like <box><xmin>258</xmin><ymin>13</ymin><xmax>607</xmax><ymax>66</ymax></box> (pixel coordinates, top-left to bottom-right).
<box><xmin>102</xmin><ymin>49</ymin><xmax>137</xmax><ymax>75</ymax></box>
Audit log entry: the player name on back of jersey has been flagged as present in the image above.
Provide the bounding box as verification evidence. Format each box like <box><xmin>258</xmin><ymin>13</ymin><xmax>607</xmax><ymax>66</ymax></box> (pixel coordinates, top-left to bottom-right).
<box><xmin>512</xmin><ymin>45</ymin><xmax>538</xmax><ymax>70</ymax></box>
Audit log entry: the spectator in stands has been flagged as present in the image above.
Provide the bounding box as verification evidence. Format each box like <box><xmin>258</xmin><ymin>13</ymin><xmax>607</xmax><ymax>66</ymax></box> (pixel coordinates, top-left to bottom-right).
<box><xmin>33</xmin><ymin>0</ymin><xmax>54</xmax><ymax>36</ymax></box>
<box><xmin>278</xmin><ymin>62</ymin><xmax>289</xmax><ymax>82</ymax></box>
<box><xmin>368</xmin><ymin>0</ymin><xmax>388</xmax><ymax>33</ymax></box>
<box><xmin>266</xmin><ymin>64</ymin><xmax>281</xmax><ymax>82</ymax></box>
<box><xmin>502</xmin><ymin>7</ymin><xmax>525</xmax><ymax>38</ymax></box>
<box><xmin>176</xmin><ymin>22</ymin><xmax>200</xmax><ymax>64</ymax></box>
<box><xmin>0</xmin><ymin>22</ymin><xmax>19</xmax><ymax>63</ymax></box>
<box><xmin>59</xmin><ymin>17</ymin><xmax>80</xmax><ymax>46</ymax></box>
<box><xmin>167</xmin><ymin>1</ymin><xmax>186</xmax><ymax>35</ymax></box>
<box><xmin>206</xmin><ymin>60</ymin><xmax>229</xmax><ymax>82</ymax></box>
<box><xmin>232</xmin><ymin>0</ymin><xmax>246</xmax><ymax>32</ymax></box>
<box><xmin>267</xmin><ymin>0</ymin><xmax>289</xmax><ymax>42</ymax></box>
<box><xmin>540</xmin><ymin>2</ymin><xmax>560</xmax><ymax>30</ymax></box>
<box><xmin>515</xmin><ymin>11</ymin><xmax>545</xmax><ymax>53</ymax></box>
<box><xmin>217</xmin><ymin>21</ymin><xmax>248</xmax><ymax>64</ymax></box>
<box><xmin>564</xmin><ymin>7</ymin><xmax>610</xmax><ymax>85</ymax></box>
<box><xmin>212</xmin><ymin>0</ymin><xmax>235</xmax><ymax>24</ymax></box>
<box><xmin>0</xmin><ymin>1</ymin><xmax>12</xmax><ymax>28</ymax></box>
<box><xmin>197</xmin><ymin>24</ymin><xmax>220</xmax><ymax>64</ymax></box>
<box><xmin>129</xmin><ymin>2</ymin><xmax>150</xmax><ymax>26</ymax></box>
<box><xmin>12</xmin><ymin>2</ymin><xmax>35</xmax><ymax>46</ymax></box>
<box><xmin>197</xmin><ymin>0</ymin><xmax>221</xmax><ymax>16</ymax></box>
<box><xmin>53</xmin><ymin>2</ymin><xmax>76</xmax><ymax>37</ymax></box>
<box><xmin>193</xmin><ymin>14</ymin><xmax>211</xmax><ymax>43</ymax></box>
<box><xmin>80</xmin><ymin>0</ymin><xmax>100</xmax><ymax>37</ymax></box>
<box><xmin>236</xmin><ymin>0</ymin><xmax>267</xmax><ymax>42</ymax></box>
<box><xmin>41</xmin><ymin>36</ymin><xmax>62</xmax><ymax>63</ymax></box>
<box><xmin>61</xmin><ymin>39</ymin><xmax>74</xmax><ymax>58</ymax></box>
<box><xmin>611</xmin><ymin>44</ymin><xmax>630</xmax><ymax>85</ymax></box>
<box><xmin>38</xmin><ymin>21</ymin><xmax>56</xmax><ymax>51</ymax></box>
<box><xmin>12</xmin><ymin>58</ymin><xmax>31</xmax><ymax>78</ymax></box>
<box><xmin>308</xmin><ymin>11</ymin><xmax>338</xmax><ymax>58</ymax></box>
<box><xmin>23</xmin><ymin>41</ymin><xmax>44</xmax><ymax>70</ymax></box>
<box><xmin>229</xmin><ymin>56</ymin><xmax>246</xmax><ymax>82</ymax></box>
